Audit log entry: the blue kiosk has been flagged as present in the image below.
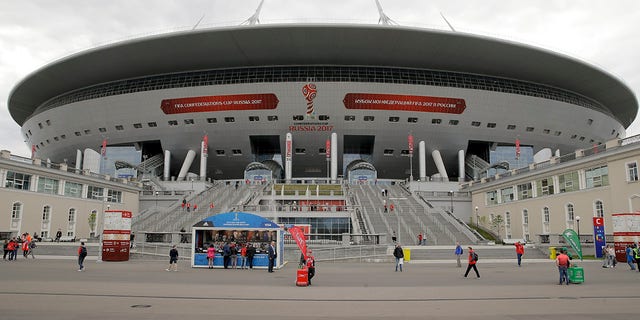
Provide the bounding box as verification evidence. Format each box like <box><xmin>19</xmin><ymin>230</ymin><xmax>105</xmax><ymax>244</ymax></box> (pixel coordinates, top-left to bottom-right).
<box><xmin>191</xmin><ymin>212</ymin><xmax>284</xmax><ymax>269</ymax></box>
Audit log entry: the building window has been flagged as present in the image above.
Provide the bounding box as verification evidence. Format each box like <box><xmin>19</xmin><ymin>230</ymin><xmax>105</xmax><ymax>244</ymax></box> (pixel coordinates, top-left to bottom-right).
<box><xmin>75</xmin><ymin>131</ymin><xmax>81</xmax><ymax>136</ymax></box>
<box><xmin>184</xmin><ymin>119</ymin><xmax>195</xmax><ymax>125</ymax></box>
<box><xmin>344</xmin><ymin>115</ymin><xmax>356</xmax><ymax>121</ymax></box>
<box><xmin>319</xmin><ymin>115</ymin><xmax>330</xmax><ymax>121</ymax></box>
<box><xmin>37</xmin><ymin>177</ymin><xmax>59</xmax><ymax>195</ymax></box>
<box><xmin>594</xmin><ymin>200</ymin><xmax>604</xmax><ymax>218</ymax></box>
<box><xmin>408</xmin><ymin>117</ymin><xmax>418</xmax><ymax>123</ymax></box>
<box><xmin>99</xmin><ymin>127</ymin><xmax>107</xmax><ymax>133</ymax></box>
<box><xmin>54</xmin><ymin>137</ymin><xmax>59</xmax><ymax>141</ymax></box>
<box><xmin>216</xmin><ymin>150</ymin><xmax>225</xmax><ymax>156</ymax></box>
<box><xmin>84</xmin><ymin>130</ymin><xmax>91</xmax><ymax>135</ymax></box>
<box><xmin>500</xmin><ymin>187</ymin><xmax>514</xmax><ymax>203</ymax></box>
<box><xmin>64</xmin><ymin>182</ymin><xmax>83</xmax><ymax>198</ymax></box>
<box><xmin>566</xmin><ymin>204</ymin><xmax>575</xmax><ymax>222</ymax></box>
<box><xmin>507</xmin><ymin>125</ymin><xmax>516</xmax><ymax>130</ymax></box>
<box><xmin>207</xmin><ymin>118</ymin><xmax>217</xmax><ymax>123</ymax></box>
<box><xmin>383</xmin><ymin>149</ymin><xmax>394</xmax><ymax>156</ymax></box>
<box><xmin>626</xmin><ymin>162</ymin><xmax>639</xmax><ymax>182</ymax></box>
<box><xmin>68</xmin><ymin>208</ymin><xmax>76</xmax><ymax>222</ymax></box>
<box><xmin>431</xmin><ymin>118</ymin><xmax>441</xmax><ymax>124</ymax></box>
<box><xmin>168</xmin><ymin>120</ymin><xmax>178</xmax><ymax>126</ymax></box>
<box><xmin>505</xmin><ymin>212</ymin><xmax>512</xmax><ymax>239</ymax></box>
<box><xmin>224</xmin><ymin>117</ymin><xmax>235</xmax><ymax>123</ymax></box>
<box><xmin>61</xmin><ymin>134</ymin><xmax>66</xmax><ymax>139</ymax></box>
<box><xmin>267</xmin><ymin>116</ymin><xmax>278</xmax><ymax>121</ymax></box>
<box><xmin>570</xmin><ymin>134</ymin><xmax>577</xmax><ymax>139</ymax></box>
<box><xmin>487</xmin><ymin>123</ymin><xmax>496</xmax><ymax>128</ymax></box>
<box><xmin>558</xmin><ymin>171</ymin><xmax>579</xmax><ymax>193</ymax></box>
<box><xmin>293</xmin><ymin>115</ymin><xmax>305</xmax><ymax>121</ymax></box>
<box><xmin>231</xmin><ymin>149</ymin><xmax>242</xmax><ymax>155</ymax></box>
<box><xmin>579</xmin><ymin>136</ymin><xmax>585</xmax><ymax>141</ymax></box>
<box><xmin>12</xmin><ymin>202</ymin><xmax>22</xmax><ymax>219</ymax></box>
<box><xmin>389</xmin><ymin>117</ymin><xmax>400</xmax><ymax>122</ymax></box>
<box><xmin>42</xmin><ymin>206</ymin><xmax>51</xmax><ymax>222</ymax></box>
<box><xmin>364</xmin><ymin>116</ymin><xmax>375</xmax><ymax>121</ymax></box>
<box><xmin>526</xmin><ymin>127</ymin><xmax>534</xmax><ymax>132</ymax></box>
<box><xmin>87</xmin><ymin>186</ymin><xmax>104</xmax><ymax>200</ymax></box>
<box><xmin>133</xmin><ymin>123</ymin><xmax>143</xmax><ymax>129</ymax></box>
<box><xmin>249</xmin><ymin>116</ymin><xmax>260</xmax><ymax>122</ymax></box>
<box><xmin>517</xmin><ymin>182</ymin><xmax>532</xmax><ymax>200</ymax></box>
<box><xmin>486</xmin><ymin>190</ymin><xmax>498</xmax><ymax>205</ymax></box>
<box><xmin>536</xmin><ymin>177</ymin><xmax>554</xmax><ymax>196</ymax></box>
<box><xmin>295</xmin><ymin>148</ymin><xmax>306</xmax><ymax>154</ymax></box>
<box><xmin>318</xmin><ymin>148</ymin><xmax>326</xmax><ymax>154</ymax></box>
<box><xmin>554</xmin><ymin>131</ymin><xmax>562</xmax><ymax>136</ymax></box>
<box><xmin>148</xmin><ymin>122</ymin><xmax>157</xmax><ymax>127</ymax></box>
<box><xmin>107</xmin><ymin>190</ymin><xmax>122</xmax><ymax>203</ymax></box>
<box><xmin>542</xmin><ymin>207</ymin><xmax>550</xmax><ymax>234</ymax></box>
<box><xmin>5</xmin><ymin>171</ymin><xmax>31</xmax><ymax>190</ymax></box>
<box><xmin>543</xmin><ymin>129</ymin><xmax>550</xmax><ymax>134</ymax></box>
<box><xmin>585</xmin><ymin>165</ymin><xmax>609</xmax><ymax>188</ymax></box>
<box><xmin>522</xmin><ymin>209</ymin><xmax>530</xmax><ymax>241</ymax></box>
<box><xmin>471</xmin><ymin>121</ymin><xmax>481</xmax><ymax>127</ymax></box>
<box><xmin>400</xmin><ymin>150</ymin><xmax>410</xmax><ymax>155</ymax></box>
<box><xmin>449</xmin><ymin>120</ymin><xmax>459</xmax><ymax>125</ymax></box>
<box><xmin>115</xmin><ymin>125</ymin><xmax>125</xmax><ymax>130</ymax></box>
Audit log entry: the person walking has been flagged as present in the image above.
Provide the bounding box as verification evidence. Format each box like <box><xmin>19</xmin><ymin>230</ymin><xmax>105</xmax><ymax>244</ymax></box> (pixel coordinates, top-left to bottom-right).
<box><xmin>206</xmin><ymin>244</ymin><xmax>216</xmax><ymax>269</ymax></box>
<box><xmin>463</xmin><ymin>246</ymin><xmax>480</xmax><ymax>278</ymax></box>
<box><xmin>393</xmin><ymin>244</ymin><xmax>404</xmax><ymax>272</ymax></box>
<box><xmin>166</xmin><ymin>245</ymin><xmax>179</xmax><ymax>272</ymax></box>
<box><xmin>417</xmin><ymin>233</ymin><xmax>423</xmax><ymax>246</ymax></box>
<box><xmin>2</xmin><ymin>240</ymin><xmax>9</xmax><ymax>260</ymax></box>
<box><xmin>625</xmin><ymin>244</ymin><xmax>636</xmax><ymax>271</ymax></box>
<box><xmin>246</xmin><ymin>243</ymin><xmax>256</xmax><ymax>269</ymax></box>
<box><xmin>515</xmin><ymin>241</ymin><xmax>525</xmax><ymax>267</ymax></box>
<box><xmin>454</xmin><ymin>242</ymin><xmax>463</xmax><ymax>268</ymax></box>
<box><xmin>633</xmin><ymin>244</ymin><xmax>640</xmax><ymax>272</ymax></box>
<box><xmin>77</xmin><ymin>242</ymin><xmax>87</xmax><ymax>271</ymax></box>
<box><xmin>267</xmin><ymin>241</ymin><xmax>277</xmax><ymax>273</ymax></box>
<box><xmin>28</xmin><ymin>240</ymin><xmax>36</xmax><ymax>259</ymax></box>
<box><xmin>556</xmin><ymin>249</ymin><xmax>570</xmax><ymax>285</ymax></box>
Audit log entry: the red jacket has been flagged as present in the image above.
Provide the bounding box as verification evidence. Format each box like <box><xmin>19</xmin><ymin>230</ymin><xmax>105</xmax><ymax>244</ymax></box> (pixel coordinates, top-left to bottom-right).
<box><xmin>468</xmin><ymin>250</ymin><xmax>477</xmax><ymax>265</ymax></box>
<box><xmin>515</xmin><ymin>243</ymin><xmax>525</xmax><ymax>255</ymax></box>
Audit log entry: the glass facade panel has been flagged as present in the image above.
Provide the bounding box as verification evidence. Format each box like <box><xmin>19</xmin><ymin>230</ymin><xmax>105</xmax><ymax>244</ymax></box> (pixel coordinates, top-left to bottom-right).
<box><xmin>585</xmin><ymin>165</ymin><xmax>609</xmax><ymax>188</ymax></box>
<box><xmin>5</xmin><ymin>171</ymin><xmax>31</xmax><ymax>190</ymax></box>
<box><xmin>558</xmin><ymin>171</ymin><xmax>579</xmax><ymax>193</ymax></box>
<box><xmin>37</xmin><ymin>177</ymin><xmax>59</xmax><ymax>195</ymax></box>
<box><xmin>517</xmin><ymin>183</ymin><xmax>532</xmax><ymax>200</ymax></box>
<box><xmin>64</xmin><ymin>182</ymin><xmax>83</xmax><ymax>198</ymax></box>
<box><xmin>500</xmin><ymin>187</ymin><xmax>514</xmax><ymax>203</ymax></box>
<box><xmin>536</xmin><ymin>177</ymin><xmax>554</xmax><ymax>196</ymax></box>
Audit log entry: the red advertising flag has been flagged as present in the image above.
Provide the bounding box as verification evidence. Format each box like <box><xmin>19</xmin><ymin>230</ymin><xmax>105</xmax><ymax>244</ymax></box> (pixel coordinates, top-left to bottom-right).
<box><xmin>101</xmin><ymin>139</ymin><xmax>107</xmax><ymax>159</ymax></box>
<box><xmin>325</xmin><ymin>139</ymin><xmax>331</xmax><ymax>159</ymax></box>
<box><xmin>408</xmin><ymin>134</ymin><xmax>414</xmax><ymax>155</ymax></box>
<box><xmin>203</xmin><ymin>134</ymin><xmax>209</xmax><ymax>155</ymax></box>
<box><xmin>515</xmin><ymin>138</ymin><xmax>521</xmax><ymax>160</ymax></box>
<box><xmin>288</xmin><ymin>226</ymin><xmax>308</xmax><ymax>260</ymax></box>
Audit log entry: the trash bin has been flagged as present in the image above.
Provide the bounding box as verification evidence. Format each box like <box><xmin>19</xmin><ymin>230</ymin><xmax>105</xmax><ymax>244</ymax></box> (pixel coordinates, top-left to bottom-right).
<box><xmin>403</xmin><ymin>248</ymin><xmax>411</xmax><ymax>262</ymax></box>
<box><xmin>568</xmin><ymin>266</ymin><xmax>584</xmax><ymax>284</ymax></box>
<box><xmin>549</xmin><ymin>247</ymin><xmax>557</xmax><ymax>259</ymax></box>
<box><xmin>296</xmin><ymin>266</ymin><xmax>309</xmax><ymax>287</ymax></box>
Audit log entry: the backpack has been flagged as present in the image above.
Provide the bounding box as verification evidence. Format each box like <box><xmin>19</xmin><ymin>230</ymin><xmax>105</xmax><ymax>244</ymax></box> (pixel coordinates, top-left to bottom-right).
<box><xmin>29</xmin><ymin>242</ymin><xmax>37</xmax><ymax>249</ymax></box>
<box><xmin>80</xmin><ymin>246</ymin><xmax>87</xmax><ymax>257</ymax></box>
<box><xmin>472</xmin><ymin>252</ymin><xmax>479</xmax><ymax>261</ymax></box>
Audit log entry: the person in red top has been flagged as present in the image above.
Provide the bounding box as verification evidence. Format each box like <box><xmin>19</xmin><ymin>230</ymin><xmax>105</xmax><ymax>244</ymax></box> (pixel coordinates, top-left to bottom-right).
<box><xmin>7</xmin><ymin>239</ymin><xmax>16</xmax><ymax>261</ymax></box>
<box><xmin>514</xmin><ymin>241</ymin><xmax>525</xmax><ymax>267</ymax></box>
<box><xmin>556</xmin><ymin>249</ymin><xmax>571</xmax><ymax>285</ymax></box>
<box><xmin>306</xmin><ymin>249</ymin><xmax>316</xmax><ymax>285</ymax></box>
<box><xmin>240</xmin><ymin>244</ymin><xmax>248</xmax><ymax>269</ymax></box>
<box><xmin>464</xmin><ymin>246</ymin><xmax>480</xmax><ymax>278</ymax></box>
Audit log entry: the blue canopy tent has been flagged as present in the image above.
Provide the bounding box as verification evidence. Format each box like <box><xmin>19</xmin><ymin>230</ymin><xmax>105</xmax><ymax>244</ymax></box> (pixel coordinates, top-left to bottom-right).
<box><xmin>191</xmin><ymin>212</ymin><xmax>283</xmax><ymax>269</ymax></box>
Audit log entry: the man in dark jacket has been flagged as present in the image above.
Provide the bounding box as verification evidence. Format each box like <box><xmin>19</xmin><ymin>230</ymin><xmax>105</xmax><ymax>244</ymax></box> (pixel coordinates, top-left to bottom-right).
<box><xmin>246</xmin><ymin>243</ymin><xmax>256</xmax><ymax>269</ymax></box>
<box><xmin>267</xmin><ymin>241</ymin><xmax>277</xmax><ymax>273</ymax></box>
<box><xmin>393</xmin><ymin>244</ymin><xmax>404</xmax><ymax>272</ymax></box>
<box><xmin>222</xmin><ymin>242</ymin><xmax>231</xmax><ymax>269</ymax></box>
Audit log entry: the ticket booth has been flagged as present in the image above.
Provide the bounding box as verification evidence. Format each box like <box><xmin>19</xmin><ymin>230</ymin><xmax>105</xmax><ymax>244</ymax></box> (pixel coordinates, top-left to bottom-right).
<box><xmin>191</xmin><ymin>212</ymin><xmax>284</xmax><ymax>269</ymax></box>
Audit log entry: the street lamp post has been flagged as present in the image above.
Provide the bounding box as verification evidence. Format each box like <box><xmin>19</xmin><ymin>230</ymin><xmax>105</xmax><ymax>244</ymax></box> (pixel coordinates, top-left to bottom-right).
<box><xmin>449</xmin><ymin>191</ymin><xmax>454</xmax><ymax>213</ymax></box>
<box><xmin>155</xmin><ymin>191</ymin><xmax>159</xmax><ymax>208</ymax></box>
<box><xmin>389</xmin><ymin>197</ymin><xmax>407</xmax><ymax>244</ymax></box>
<box><xmin>575</xmin><ymin>216</ymin><xmax>581</xmax><ymax>242</ymax></box>
<box><xmin>475</xmin><ymin>206</ymin><xmax>479</xmax><ymax>228</ymax></box>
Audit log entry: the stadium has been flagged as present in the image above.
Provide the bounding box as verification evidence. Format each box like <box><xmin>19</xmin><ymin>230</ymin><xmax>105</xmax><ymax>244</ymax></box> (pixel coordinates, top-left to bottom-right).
<box><xmin>8</xmin><ymin>23</ymin><xmax>638</xmax><ymax>182</ymax></box>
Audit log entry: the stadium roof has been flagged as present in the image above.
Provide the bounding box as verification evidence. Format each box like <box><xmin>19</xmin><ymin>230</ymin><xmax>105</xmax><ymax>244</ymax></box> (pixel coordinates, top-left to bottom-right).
<box><xmin>8</xmin><ymin>24</ymin><xmax>638</xmax><ymax>127</ymax></box>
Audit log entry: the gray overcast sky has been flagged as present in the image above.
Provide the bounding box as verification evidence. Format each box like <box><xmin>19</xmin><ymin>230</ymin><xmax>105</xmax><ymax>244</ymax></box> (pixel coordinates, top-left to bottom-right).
<box><xmin>1</xmin><ymin>0</ymin><xmax>639</xmax><ymax>157</ymax></box>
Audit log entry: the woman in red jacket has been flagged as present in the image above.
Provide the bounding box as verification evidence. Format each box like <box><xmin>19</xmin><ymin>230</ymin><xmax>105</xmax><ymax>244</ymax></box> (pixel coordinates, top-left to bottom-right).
<box><xmin>464</xmin><ymin>247</ymin><xmax>480</xmax><ymax>278</ymax></box>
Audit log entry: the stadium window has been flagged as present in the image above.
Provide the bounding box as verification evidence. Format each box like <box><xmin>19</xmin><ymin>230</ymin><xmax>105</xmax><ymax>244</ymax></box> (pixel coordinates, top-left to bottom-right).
<box><xmin>589</xmin><ymin>139</ymin><xmax>594</xmax><ymax>143</ymax></box>
<box><xmin>84</xmin><ymin>129</ymin><xmax>91</xmax><ymax>135</ymax></box>
<box><xmin>526</xmin><ymin>127</ymin><xmax>534</xmax><ymax>132</ymax></box>
<box><xmin>471</xmin><ymin>121</ymin><xmax>481</xmax><ymax>127</ymax></box>
<box><xmin>611</xmin><ymin>129</ymin><xmax>616</xmax><ymax>135</ymax></box>
<box><xmin>39</xmin><ymin>142</ymin><xmax>43</xmax><ymax>147</ymax></box>
<box><xmin>408</xmin><ymin>117</ymin><xmax>419</xmax><ymax>123</ymax></box>
<box><xmin>543</xmin><ymin>129</ymin><xmax>551</xmax><ymax>134</ymax></box>
<box><xmin>554</xmin><ymin>131</ymin><xmax>562</xmax><ymax>136</ymax></box>
<box><xmin>216</xmin><ymin>150</ymin><xmax>225</xmax><ymax>156</ymax></box>
<box><xmin>133</xmin><ymin>123</ymin><xmax>143</xmax><ymax>129</ymax></box>
<box><xmin>295</xmin><ymin>148</ymin><xmax>306</xmax><ymax>154</ymax></box>
<box><xmin>99</xmin><ymin>127</ymin><xmax>107</xmax><ymax>133</ymax></box>
<box><xmin>344</xmin><ymin>115</ymin><xmax>356</xmax><ymax>121</ymax></box>
<box><xmin>487</xmin><ymin>123</ymin><xmax>496</xmax><ymax>128</ymax></box>
<box><xmin>224</xmin><ymin>117</ymin><xmax>235</xmax><ymax>123</ymax></box>
<box><xmin>389</xmin><ymin>117</ymin><xmax>400</xmax><ymax>122</ymax></box>
<box><xmin>293</xmin><ymin>115</ymin><xmax>304</xmax><ymax>121</ymax></box>
<box><xmin>587</xmin><ymin>119</ymin><xmax>593</xmax><ymax>125</ymax></box>
<box><xmin>400</xmin><ymin>150</ymin><xmax>410</xmax><ymax>155</ymax></box>
<box><xmin>570</xmin><ymin>134</ymin><xmax>577</xmax><ymax>139</ymax></box>
<box><xmin>507</xmin><ymin>125</ymin><xmax>516</xmax><ymax>130</ymax></box>
<box><xmin>115</xmin><ymin>125</ymin><xmax>124</xmax><ymax>130</ymax></box>
<box><xmin>319</xmin><ymin>148</ymin><xmax>326</xmax><ymax>154</ymax></box>
<box><xmin>184</xmin><ymin>119</ymin><xmax>195</xmax><ymax>125</ymax></box>
<box><xmin>268</xmin><ymin>116</ymin><xmax>278</xmax><ymax>121</ymax></box>
<box><xmin>74</xmin><ymin>131</ymin><xmax>81</xmax><ymax>136</ymax></box>
<box><xmin>383</xmin><ymin>149</ymin><xmax>394</xmax><ymax>156</ymax></box>
<box><xmin>231</xmin><ymin>149</ymin><xmax>242</xmax><ymax>155</ymax></box>
<box><xmin>249</xmin><ymin>116</ymin><xmax>260</xmax><ymax>122</ymax></box>
<box><xmin>579</xmin><ymin>136</ymin><xmax>585</xmax><ymax>141</ymax></box>
<box><xmin>60</xmin><ymin>134</ymin><xmax>66</xmax><ymax>139</ymax></box>
<box><xmin>318</xmin><ymin>115</ymin><xmax>330</xmax><ymax>121</ymax></box>
<box><xmin>206</xmin><ymin>118</ymin><xmax>217</xmax><ymax>124</ymax></box>
<box><xmin>147</xmin><ymin>122</ymin><xmax>157</xmax><ymax>127</ymax></box>
<box><xmin>431</xmin><ymin>119</ymin><xmax>441</xmax><ymax>124</ymax></box>
<box><xmin>38</xmin><ymin>123</ymin><xmax>43</xmax><ymax>129</ymax></box>
<box><xmin>364</xmin><ymin>116</ymin><xmax>375</xmax><ymax>121</ymax></box>
<box><xmin>46</xmin><ymin>139</ymin><xmax>50</xmax><ymax>144</ymax></box>
<box><xmin>28</xmin><ymin>130</ymin><xmax>31</xmax><ymax>135</ymax></box>
<box><xmin>45</xmin><ymin>120</ymin><xmax>51</xmax><ymax>126</ymax></box>
<box><xmin>168</xmin><ymin>120</ymin><xmax>178</xmax><ymax>126</ymax></box>
<box><xmin>54</xmin><ymin>137</ymin><xmax>59</xmax><ymax>141</ymax></box>
<box><xmin>448</xmin><ymin>120</ymin><xmax>459</xmax><ymax>125</ymax></box>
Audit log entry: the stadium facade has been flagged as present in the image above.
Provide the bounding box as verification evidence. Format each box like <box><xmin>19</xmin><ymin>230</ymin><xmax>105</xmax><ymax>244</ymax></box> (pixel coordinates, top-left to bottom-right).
<box><xmin>8</xmin><ymin>24</ymin><xmax>638</xmax><ymax>181</ymax></box>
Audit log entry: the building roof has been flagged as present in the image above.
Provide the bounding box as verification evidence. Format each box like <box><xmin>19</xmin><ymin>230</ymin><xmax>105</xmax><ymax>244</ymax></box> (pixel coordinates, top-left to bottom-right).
<box><xmin>8</xmin><ymin>24</ymin><xmax>638</xmax><ymax>127</ymax></box>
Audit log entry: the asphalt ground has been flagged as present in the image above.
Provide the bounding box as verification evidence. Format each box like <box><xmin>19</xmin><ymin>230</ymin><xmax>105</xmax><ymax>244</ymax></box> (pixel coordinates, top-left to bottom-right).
<box><xmin>1</xmin><ymin>257</ymin><xmax>638</xmax><ymax>320</ymax></box>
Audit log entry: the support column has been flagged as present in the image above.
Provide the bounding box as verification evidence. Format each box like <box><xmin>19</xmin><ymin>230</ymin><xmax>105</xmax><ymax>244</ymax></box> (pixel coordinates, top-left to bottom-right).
<box><xmin>163</xmin><ymin>150</ymin><xmax>171</xmax><ymax>181</ymax></box>
<box><xmin>331</xmin><ymin>132</ymin><xmax>338</xmax><ymax>183</ymax></box>
<box><xmin>458</xmin><ymin>149</ymin><xmax>465</xmax><ymax>182</ymax></box>
<box><xmin>75</xmin><ymin>150</ymin><xmax>82</xmax><ymax>170</ymax></box>
<box><xmin>200</xmin><ymin>140</ymin><xmax>208</xmax><ymax>180</ymax></box>
<box><xmin>285</xmin><ymin>133</ymin><xmax>292</xmax><ymax>182</ymax></box>
<box><xmin>178</xmin><ymin>150</ymin><xmax>196</xmax><ymax>181</ymax></box>
<box><xmin>419</xmin><ymin>141</ymin><xmax>426</xmax><ymax>181</ymax></box>
<box><xmin>431</xmin><ymin>150</ymin><xmax>448</xmax><ymax>180</ymax></box>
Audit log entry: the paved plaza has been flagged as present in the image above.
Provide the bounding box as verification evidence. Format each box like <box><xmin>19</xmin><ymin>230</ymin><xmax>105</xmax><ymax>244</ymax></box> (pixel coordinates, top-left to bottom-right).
<box><xmin>1</xmin><ymin>256</ymin><xmax>639</xmax><ymax>319</ymax></box>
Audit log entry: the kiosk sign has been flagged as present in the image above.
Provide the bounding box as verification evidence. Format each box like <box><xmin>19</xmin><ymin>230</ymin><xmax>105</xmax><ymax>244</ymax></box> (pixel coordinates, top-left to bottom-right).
<box><xmin>102</xmin><ymin>210</ymin><xmax>132</xmax><ymax>261</ymax></box>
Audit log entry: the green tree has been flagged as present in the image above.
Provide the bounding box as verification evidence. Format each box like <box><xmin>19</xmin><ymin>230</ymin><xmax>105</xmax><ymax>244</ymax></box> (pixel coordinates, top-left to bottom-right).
<box><xmin>88</xmin><ymin>210</ymin><xmax>97</xmax><ymax>237</ymax></box>
<box><xmin>490</xmin><ymin>215</ymin><xmax>505</xmax><ymax>239</ymax></box>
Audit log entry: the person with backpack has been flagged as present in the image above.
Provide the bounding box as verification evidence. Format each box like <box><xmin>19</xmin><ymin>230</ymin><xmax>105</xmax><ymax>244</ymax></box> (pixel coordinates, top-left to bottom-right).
<box><xmin>454</xmin><ymin>242</ymin><xmax>463</xmax><ymax>268</ymax></box>
<box><xmin>464</xmin><ymin>246</ymin><xmax>480</xmax><ymax>278</ymax></box>
<box><xmin>393</xmin><ymin>244</ymin><xmax>404</xmax><ymax>272</ymax></box>
<box><xmin>77</xmin><ymin>242</ymin><xmax>87</xmax><ymax>271</ymax></box>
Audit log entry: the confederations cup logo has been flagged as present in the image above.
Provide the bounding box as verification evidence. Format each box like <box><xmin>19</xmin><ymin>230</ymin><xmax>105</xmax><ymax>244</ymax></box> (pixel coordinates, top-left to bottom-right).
<box><xmin>302</xmin><ymin>83</ymin><xmax>317</xmax><ymax>118</ymax></box>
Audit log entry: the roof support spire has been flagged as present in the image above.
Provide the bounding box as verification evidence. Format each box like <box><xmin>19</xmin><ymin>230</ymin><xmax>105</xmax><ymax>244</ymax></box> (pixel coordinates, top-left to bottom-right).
<box><xmin>241</xmin><ymin>0</ymin><xmax>265</xmax><ymax>25</ymax></box>
<box><xmin>375</xmin><ymin>0</ymin><xmax>397</xmax><ymax>25</ymax></box>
